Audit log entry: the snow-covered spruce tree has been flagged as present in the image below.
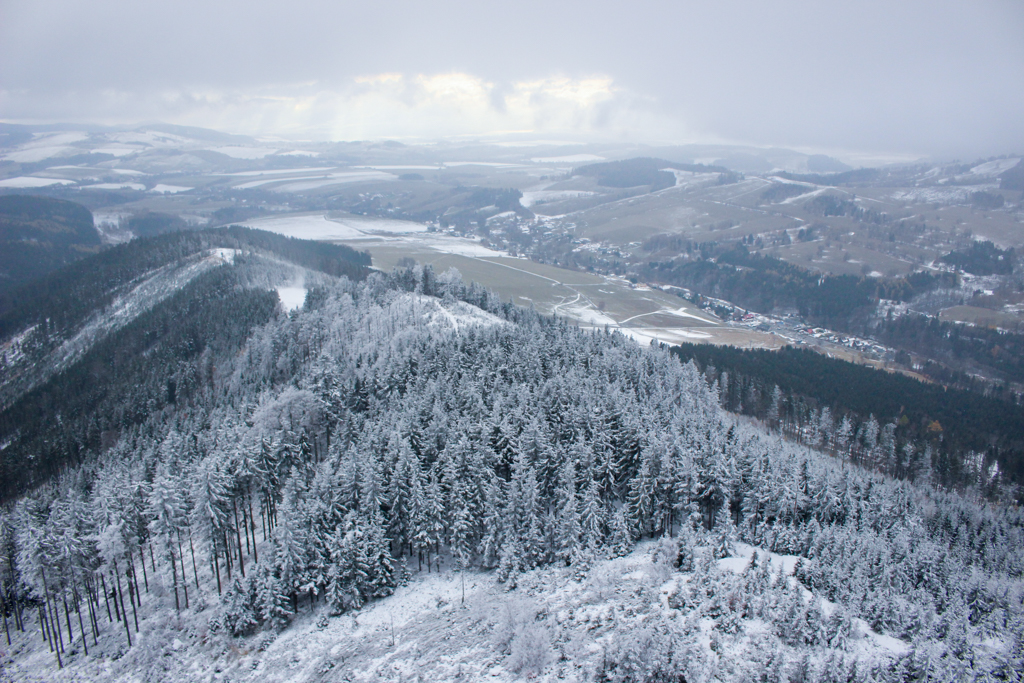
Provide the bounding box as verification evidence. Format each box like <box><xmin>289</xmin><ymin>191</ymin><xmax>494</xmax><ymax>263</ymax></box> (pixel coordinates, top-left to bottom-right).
<box><xmin>217</xmin><ymin>576</ymin><xmax>258</xmax><ymax>636</ymax></box>
<box><xmin>554</xmin><ymin>457</ymin><xmax>581</xmax><ymax>565</ymax></box>
<box><xmin>147</xmin><ymin>463</ymin><xmax>187</xmax><ymax>612</ymax></box>
<box><xmin>189</xmin><ymin>456</ymin><xmax>231</xmax><ymax>595</ymax></box>
<box><xmin>272</xmin><ymin>469</ymin><xmax>309</xmax><ymax>612</ymax></box>
<box><xmin>255</xmin><ymin>562</ymin><xmax>292</xmax><ymax>630</ymax></box>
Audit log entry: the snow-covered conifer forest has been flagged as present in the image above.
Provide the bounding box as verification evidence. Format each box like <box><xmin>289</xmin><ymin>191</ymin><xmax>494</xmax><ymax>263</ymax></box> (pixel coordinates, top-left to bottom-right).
<box><xmin>0</xmin><ymin>229</ymin><xmax>1021</xmax><ymax>682</ymax></box>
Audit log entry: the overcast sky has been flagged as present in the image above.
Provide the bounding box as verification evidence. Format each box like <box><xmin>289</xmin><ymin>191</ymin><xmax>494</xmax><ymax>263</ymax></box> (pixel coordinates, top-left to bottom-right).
<box><xmin>1</xmin><ymin>0</ymin><xmax>1022</xmax><ymax>158</ymax></box>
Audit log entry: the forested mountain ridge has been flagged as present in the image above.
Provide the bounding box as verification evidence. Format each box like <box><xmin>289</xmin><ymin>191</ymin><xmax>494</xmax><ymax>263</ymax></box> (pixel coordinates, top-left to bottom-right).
<box><xmin>0</xmin><ymin>255</ymin><xmax>1020</xmax><ymax>681</ymax></box>
<box><xmin>670</xmin><ymin>343</ymin><xmax>1024</xmax><ymax>495</ymax></box>
<box><xmin>0</xmin><ymin>195</ymin><xmax>102</xmax><ymax>293</ymax></box>
<box><xmin>0</xmin><ymin>225</ymin><xmax>370</xmax><ymax>341</ymax></box>
<box><xmin>0</xmin><ymin>227</ymin><xmax>370</xmax><ymax>498</ymax></box>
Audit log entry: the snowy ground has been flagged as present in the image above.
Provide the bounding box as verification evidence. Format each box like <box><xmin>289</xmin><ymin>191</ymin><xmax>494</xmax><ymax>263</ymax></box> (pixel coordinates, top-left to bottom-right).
<box><xmin>245</xmin><ymin>171</ymin><xmax>397</xmax><ymax>192</ymax></box>
<box><xmin>0</xmin><ymin>176</ymin><xmax>76</xmax><ymax>188</ymax></box>
<box><xmin>80</xmin><ymin>182</ymin><xmax>146</xmax><ymax>191</ymax></box>
<box><xmin>92</xmin><ymin>212</ymin><xmax>134</xmax><ymax>244</ymax></box>
<box><xmin>242</xmin><ymin>213</ymin><xmax>426</xmax><ymax>241</ymax></box>
<box><xmin>217</xmin><ymin>167</ymin><xmax>336</xmax><ymax>177</ymax></box>
<box><xmin>209</xmin><ymin>147</ymin><xmax>279</xmax><ymax>159</ymax></box>
<box><xmin>1</xmin><ymin>540</ymin><xmax>910</xmax><ymax>683</ymax></box>
<box><xmin>150</xmin><ymin>184</ymin><xmax>192</xmax><ymax>194</ymax></box>
<box><xmin>276</xmin><ymin>286</ymin><xmax>308</xmax><ymax>311</ymax></box>
<box><xmin>410</xmin><ymin>235</ymin><xmax>506</xmax><ymax>258</ymax></box>
<box><xmin>391</xmin><ymin>293</ymin><xmax>508</xmax><ymax>332</ymax></box>
<box><xmin>890</xmin><ymin>185</ymin><xmax>998</xmax><ymax>205</ymax></box>
<box><xmin>664</xmin><ymin>170</ymin><xmax>722</xmax><ymax>191</ymax></box>
<box><xmin>520</xmin><ymin>190</ymin><xmax>596</xmax><ymax>208</ymax></box>
<box><xmin>968</xmin><ymin>158</ymin><xmax>1019</xmax><ymax>177</ymax></box>
<box><xmin>530</xmin><ymin>154</ymin><xmax>605</xmax><ymax>163</ymax></box>
<box><xmin>622</xmin><ymin>327</ymin><xmax>714</xmax><ymax>344</ymax></box>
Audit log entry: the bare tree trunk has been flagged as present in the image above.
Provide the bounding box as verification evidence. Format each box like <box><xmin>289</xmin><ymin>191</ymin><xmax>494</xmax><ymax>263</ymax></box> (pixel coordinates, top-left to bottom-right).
<box><xmin>42</xmin><ymin>569</ymin><xmax>64</xmax><ymax>665</ymax></box>
<box><xmin>114</xmin><ymin>568</ymin><xmax>131</xmax><ymax>647</ymax></box>
<box><xmin>139</xmin><ymin>544</ymin><xmax>149</xmax><ymax>593</ymax></box>
<box><xmin>222</xmin><ymin>530</ymin><xmax>231</xmax><ymax>581</ymax></box>
<box><xmin>213</xmin><ymin>541</ymin><xmax>222</xmax><ymax>595</ymax></box>
<box><xmin>8</xmin><ymin>556</ymin><xmax>23</xmax><ymax>632</ymax></box>
<box><xmin>39</xmin><ymin>605</ymin><xmax>50</xmax><ymax>649</ymax></box>
<box><xmin>100</xmin><ymin>573</ymin><xmax>113</xmax><ymax>622</ymax></box>
<box><xmin>261</xmin><ymin>498</ymin><xmax>267</xmax><ymax>542</ymax></box>
<box><xmin>127</xmin><ymin>572</ymin><xmax>139</xmax><ymax>633</ymax></box>
<box><xmin>61</xmin><ymin>592</ymin><xmax>72</xmax><ymax>644</ymax></box>
<box><xmin>0</xmin><ymin>581</ymin><xmax>10</xmax><ymax>645</ymax></box>
<box><xmin>85</xmin><ymin>577</ymin><xmax>99</xmax><ymax>645</ymax></box>
<box><xmin>187</xmin><ymin>526</ymin><xmax>200</xmax><ymax>589</ymax></box>
<box><xmin>166</xmin><ymin>546</ymin><xmax>180</xmax><ymax>614</ymax></box>
<box><xmin>241</xmin><ymin>495</ymin><xmax>251</xmax><ymax>557</ymax></box>
<box><xmin>176</xmin><ymin>530</ymin><xmax>189</xmax><ymax>609</ymax></box>
<box><xmin>128</xmin><ymin>547</ymin><xmax>142</xmax><ymax>601</ymax></box>
<box><xmin>232</xmin><ymin>498</ymin><xmax>245</xmax><ymax>578</ymax></box>
<box><xmin>248</xmin><ymin>494</ymin><xmax>259</xmax><ymax>564</ymax></box>
<box><xmin>46</xmin><ymin>607</ymin><xmax>62</xmax><ymax>668</ymax></box>
<box><xmin>73</xmin><ymin>584</ymin><xmax>88</xmax><ymax>656</ymax></box>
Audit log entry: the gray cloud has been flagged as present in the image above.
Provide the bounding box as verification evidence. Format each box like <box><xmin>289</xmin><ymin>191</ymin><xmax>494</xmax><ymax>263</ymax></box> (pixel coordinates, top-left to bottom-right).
<box><xmin>1</xmin><ymin>0</ymin><xmax>1022</xmax><ymax>158</ymax></box>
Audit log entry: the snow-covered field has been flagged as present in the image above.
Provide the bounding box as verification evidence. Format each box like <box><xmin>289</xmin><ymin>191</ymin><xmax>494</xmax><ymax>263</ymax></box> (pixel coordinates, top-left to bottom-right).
<box><xmin>969</xmin><ymin>158</ymin><xmax>1020</xmax><ymax>177</ymax></box>
<box><xmin>779</xmin><ymin>187</ymin><xmax>829</xmax><ymax>205</ymax></box>
<box><xmin>530</xmin><ymin>154</ymin><xmax>605</xmax><ymax>163</ymax></box>
<box><xmin>353</xmin><ymin>165</ymin><xmax>444</xmax><ymax>171</ymax></box>
<box><xmin>149</xmin><ymin>184</ymin><xmax>192</xmax><ymax>194</ymax></box>
<box><xmin>89</xmin><ymin>147</ymin><xmax>140</xmax><ymax>157</ymax></box>
<box><xmin>242</xmin><ymin>213</ymin><xmax>427</xmax><ymax>241</ymax></box>
<box><xmin>1</xmin><ymin>147</ymin><xmax>78</xmax><ymax>163</ymax></box>
<box><xmin>416</xmin><ymin>236</ymin><xmax>506</xmax><ymax>257</ymax></box>
<box><xmin>235</xmin><ymin>176</ymin><xmax>319</xmax><ymax>190</ymax></box>
<box><xmin>106</xmin><ymin>131</ymin><xmax>191</xmax><ymax>148</ymax></box>
<box><xmin>0</xmin><ymin>133</ymin><xmax>88</xmax><ymax>162</ymax></box>
<box><xmin>521</xmin><ymin>190</ymin><xmax>596</xmax><ymax>208</ymax></box>
<box><xmin>80</xmin><ymin>182</ymin><xmax>146</xmax><ymax>191</ymax></box>
<box><xmin>559</xmin><ymin>301</ymin><xmax>618</xmax><ymax>326</ymax></box>
<box><xmin>244</xmin><ymin>214</ymin><xmax>364</xmax><ymax>240</ymax></box>
<box><xmin>234</xmin><ymin>171</ymin><xmax>397</xmax><ymax>191</ymax></box>
<box><xmin>444</xmin><ymin>161</ymin><xmax>526</xmax><ymax>168</ymax></box>
<box><xmin>623</xmin><ymin>327</ymin><xmax>714</xmax><ymax>345</ymax></box>
<box><xmin>0</xmin><ymin>176</ymin><xmax>76</xmax><ymax>188</ymax></box>
<box><xmin>209</xmin><ymin>146</ymin><xmax>279</xmax><ymax>159</ymax></box>
<box><xmin>274</xmin><ymin>171</ymin><xmax>396</xmax><ymax>192</ymax></box>
<box><xmin>664</xmin><ymin>170</ymin><xmax>722</xmax><ymax>191</ymax></box>
<box><xmin>276</xmin><ymin>286</ymin><xmax>308</xmax><ymax>311</ymax></box>
<box><xmin>890</xmin><ymin>186</ymin><xmax>997</xmax><ymax>205</ymax></box>
<box><xmin>218</xmin><ymin>167</ymin><xmax>335</xmax><ymax>177</ymax></box>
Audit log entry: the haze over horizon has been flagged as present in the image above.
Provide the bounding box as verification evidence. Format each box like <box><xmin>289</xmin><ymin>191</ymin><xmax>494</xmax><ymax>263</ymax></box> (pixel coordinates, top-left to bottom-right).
<box><xmin>1</xmin><ymin>0</ymin><xmax>1022</xmax><ymax>161</ymax></box>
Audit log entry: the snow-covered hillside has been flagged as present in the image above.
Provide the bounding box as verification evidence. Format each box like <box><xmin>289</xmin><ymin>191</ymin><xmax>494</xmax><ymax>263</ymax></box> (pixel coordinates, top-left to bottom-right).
<box><xmin>3</xmin><ymin>539</ymin><xmax>924</xmax><ymax>683</ymax></box>
<box><xmin>0</xmin><ymin>261</ymin><xmax>1020</xmax><ymax>683</ymax></box>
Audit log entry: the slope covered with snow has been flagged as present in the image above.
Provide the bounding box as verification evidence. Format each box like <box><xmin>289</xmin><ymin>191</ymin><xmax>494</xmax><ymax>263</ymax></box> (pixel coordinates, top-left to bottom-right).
<box><xmin>0</xmin><ymin>262</ymin><xmax>1019</xmax><ymax>683</ymax></box>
